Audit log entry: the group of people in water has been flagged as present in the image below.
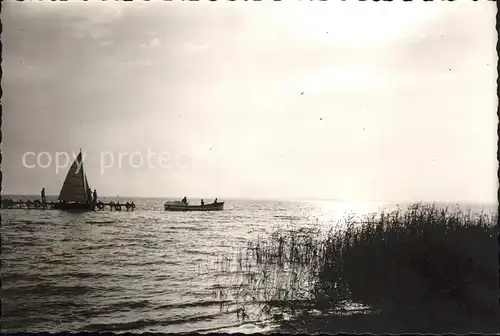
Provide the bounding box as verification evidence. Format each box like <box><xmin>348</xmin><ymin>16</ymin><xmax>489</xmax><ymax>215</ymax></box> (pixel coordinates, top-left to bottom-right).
<box><xmin>181</xmin><ymin>197</ymin><xmax>218</xmax><ymax>206</ymax></box>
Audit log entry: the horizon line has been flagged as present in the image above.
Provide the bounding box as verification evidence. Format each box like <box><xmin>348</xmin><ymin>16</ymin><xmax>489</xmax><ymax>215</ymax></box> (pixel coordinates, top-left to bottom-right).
<box><xmin>0</xmin><ymin>193</ymin><xmax>497</xmax><ymax>206</ymax></box>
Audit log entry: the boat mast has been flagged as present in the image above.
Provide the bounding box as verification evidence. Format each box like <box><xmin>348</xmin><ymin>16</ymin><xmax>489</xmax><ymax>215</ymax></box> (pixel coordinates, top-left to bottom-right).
<box><xmin>80</xmin><ymin>148</ymin><xmax>87</xmax><ymax>203</ymax></box>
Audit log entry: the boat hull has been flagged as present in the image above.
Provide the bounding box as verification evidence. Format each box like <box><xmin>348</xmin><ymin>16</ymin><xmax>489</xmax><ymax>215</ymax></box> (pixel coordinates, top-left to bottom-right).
<box><xmin>164</xmin><ymin>202</ymin><xmax>224</xmax><ymax>211</ymax></box>
<box><xmin>52</xmin><ymin>202</ymin><xmax>95</xmax><ymax>212</ymax></box>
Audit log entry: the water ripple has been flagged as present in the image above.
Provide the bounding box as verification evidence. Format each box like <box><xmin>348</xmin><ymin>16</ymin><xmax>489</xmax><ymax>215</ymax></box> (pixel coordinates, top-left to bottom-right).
<box><xmin>3</xmin><ymin>198</ymin><xmax>492</xmax><ymax>333</ymax></box>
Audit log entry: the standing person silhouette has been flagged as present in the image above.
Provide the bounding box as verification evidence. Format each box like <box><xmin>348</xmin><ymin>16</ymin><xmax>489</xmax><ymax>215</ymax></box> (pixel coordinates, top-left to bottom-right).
<box><xmin>93</xmin><ymin>189</ymin><xmax>98</xmax><ymax>205</ymax></box>
<box><xmin>41</xmin><ymin>188</ymin><xmax>46</xmax><ymax>204</ymax></box>
<box><xmin>87</xmin><ymin>188</ymin><xmax>92</xmax><ymax>205</ymax></box>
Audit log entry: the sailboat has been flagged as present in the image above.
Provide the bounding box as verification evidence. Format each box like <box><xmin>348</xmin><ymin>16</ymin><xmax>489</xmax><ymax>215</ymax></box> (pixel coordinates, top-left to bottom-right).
<box><xmin>53</xmin><ymin>150</ymin><xmax>94</xmax><ymax>211</ymax></box>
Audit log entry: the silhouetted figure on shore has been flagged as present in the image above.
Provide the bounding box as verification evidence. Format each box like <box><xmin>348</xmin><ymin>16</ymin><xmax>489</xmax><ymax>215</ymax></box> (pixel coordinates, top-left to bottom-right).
<box><xmin>41</xmin><ymin>188</ymin><xmax>46</xmax><ymax>204</ymax></box>
<box><xmin>201</xmin><ymin>199</ymin><xmax>204</xmax><ymax>206</ymax></box>
<box><xmin>93</xmin><ymin>189</ymin><xmax>98</xmax><ymax>204</ymax></box>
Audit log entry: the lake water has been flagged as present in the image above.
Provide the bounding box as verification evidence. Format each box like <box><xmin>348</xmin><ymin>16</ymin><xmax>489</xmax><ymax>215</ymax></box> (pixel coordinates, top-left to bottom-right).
<box><xmin>1</xmin><ymin>197</ymin><xmax>496</xmax><ymax>333</ymax></box>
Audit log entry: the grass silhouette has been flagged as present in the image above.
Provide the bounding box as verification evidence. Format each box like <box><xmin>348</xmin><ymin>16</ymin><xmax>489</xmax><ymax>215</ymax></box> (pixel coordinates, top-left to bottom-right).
<box><xmin>210</xmin><ymin>203</ymin><xmax>498</xmax><ymax>332</ymax></box>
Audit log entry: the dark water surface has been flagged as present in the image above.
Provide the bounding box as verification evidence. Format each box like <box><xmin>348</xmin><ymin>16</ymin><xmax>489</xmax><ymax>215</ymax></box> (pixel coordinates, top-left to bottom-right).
<box><xmin>1</xmin><ymin>198</ymin><xmax>495</xmax><ymax>333</ymax></box>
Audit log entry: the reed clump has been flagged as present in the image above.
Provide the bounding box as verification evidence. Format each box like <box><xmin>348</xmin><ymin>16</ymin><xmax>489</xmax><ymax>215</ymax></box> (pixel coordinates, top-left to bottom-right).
<box><xmin>217</xmin><ymin>203</ymin><xmax>498</xmax><ymax>322</ymax></box>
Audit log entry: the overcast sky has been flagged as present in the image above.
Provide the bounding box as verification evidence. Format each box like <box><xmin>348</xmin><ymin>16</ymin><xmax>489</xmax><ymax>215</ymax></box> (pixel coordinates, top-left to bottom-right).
<box><xmin>2</xmin><ymin>1</ymin><xmax>497</xmax><ymax>203</ymax></box>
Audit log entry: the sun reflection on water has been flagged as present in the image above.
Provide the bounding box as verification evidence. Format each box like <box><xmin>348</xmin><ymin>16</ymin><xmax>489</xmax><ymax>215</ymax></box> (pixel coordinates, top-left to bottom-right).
<box><xmin>292</xmin><ymin>200</ymin><xmax>396</xmax><ymax>231</ymax></box>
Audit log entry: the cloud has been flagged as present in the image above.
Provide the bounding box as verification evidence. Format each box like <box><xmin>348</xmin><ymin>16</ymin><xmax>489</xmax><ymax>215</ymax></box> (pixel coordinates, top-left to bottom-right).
<box><xmin>55</xmin><ymin>3</ymin><xmax>123</xmax><ymax>42</ymax></box>
<box><xmin>141</xmin><ymin>37</ymin><xmax>162</xmax><ymax>48</ymax></box>
<box><xmin>150</xmin><ymin>37</ymin><xmax>161</xmax><ymax>47</ymax></box>
<box><xmin>68</xmin><ymin>20</ymin><xmax>112</xmax><ymax>41</ymax></box>
<box><xmin>264</xmin><ymin>1</ymin><xmax>444</xmax><ymax>50</ymax></box>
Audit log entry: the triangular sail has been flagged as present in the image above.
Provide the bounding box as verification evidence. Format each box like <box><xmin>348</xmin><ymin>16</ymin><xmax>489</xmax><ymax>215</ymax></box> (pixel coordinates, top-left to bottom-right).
<box><xmin>58</xmin><ymin>152</ymin><xmax>88</xmax><ymax>202</ymax></box>
<box><xmin>81</xmin><ymin>154</ymin><xmax>92</xmax><ymax>203</ymax></box>
<box><xmin>85</xmin><ymin>175</ymin><xmax>91</xmax><ymax>198</ymax></box>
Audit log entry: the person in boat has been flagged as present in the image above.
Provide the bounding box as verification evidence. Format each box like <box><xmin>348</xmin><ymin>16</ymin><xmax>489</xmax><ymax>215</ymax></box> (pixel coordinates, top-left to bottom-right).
<box><xmin>201</xmin><ymin>199</ymin><xmax>204</xmax><ymax>206</ymax></box>
<box><xmin>214</xmin><ymin>198</ymin><xmax>218</xmax><ymax>204</ymax></box>
<box><xmin>41</xmin><ymin>188</ymin><xmax>46</xmax><ymax>204</ymax></box>
<box><xmin>93</xmin><ymin>189</ymin><xmax>98</xmax><ymax>205</ymax></box>
<box><xmin>182</xmin><ymin>196</ymin><xmax>187</xmax><ymax>205</ymax></box>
